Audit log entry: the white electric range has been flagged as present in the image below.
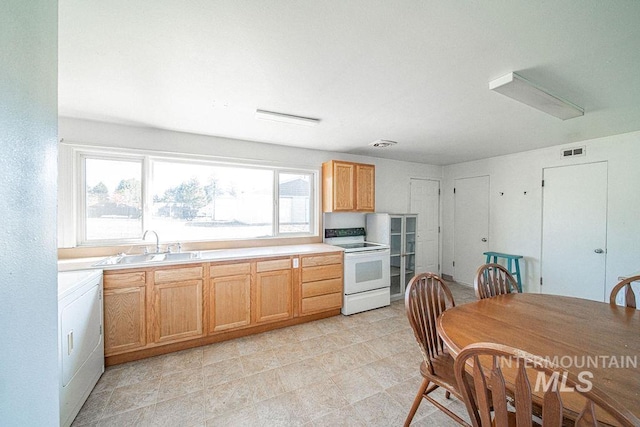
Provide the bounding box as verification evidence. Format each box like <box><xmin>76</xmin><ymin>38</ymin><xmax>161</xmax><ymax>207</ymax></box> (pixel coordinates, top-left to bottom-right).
<box><xmin>325</xmin><ymin>227</ymin><xmax>391</xmax><ymax>315</ymax></box>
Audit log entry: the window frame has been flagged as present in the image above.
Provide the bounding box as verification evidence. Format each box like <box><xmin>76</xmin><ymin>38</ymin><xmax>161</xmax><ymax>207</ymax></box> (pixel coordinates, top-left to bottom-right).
<box><xmin>73</xmin><ymin>146</ymin><xmax>318</xmax><ymax>247</ymax></box>
<box><xmin>276</xmin><ymin>170</ymin><xmax>315</xmax><ymax>235</ymax></box>
<box><xmin>77</xmin><ymin>152</ymin><xmax>146</xmax><ymax>246</ymax></box>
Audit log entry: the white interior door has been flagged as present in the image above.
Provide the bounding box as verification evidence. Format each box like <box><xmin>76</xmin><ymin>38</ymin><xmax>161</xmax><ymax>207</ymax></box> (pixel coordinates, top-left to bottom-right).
<box><xmin>541</xmin><ymin>162</ymin><xmax>608</xmax><ymax>301</ymax></box>
<box><xmin>410</xmin><ymin>179</ymin><xmax>440</xmax><ymax>274</ymax></box>
<box><xmin>454</xmin><ymin>176</ymin><xmax>490</xmax><ymax>286</ymax></box>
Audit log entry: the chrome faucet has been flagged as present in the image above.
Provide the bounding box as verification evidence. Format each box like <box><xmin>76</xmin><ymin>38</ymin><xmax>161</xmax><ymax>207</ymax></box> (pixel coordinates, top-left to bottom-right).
<box><xmin>142</xmin><ymin>230</ymin><xmax>161</xmax><ymax>253</ymax></box>
<box><xmin>168</xmin><ymin>242</ymin><xmax>182</xmax><ymax>254</ymax></box>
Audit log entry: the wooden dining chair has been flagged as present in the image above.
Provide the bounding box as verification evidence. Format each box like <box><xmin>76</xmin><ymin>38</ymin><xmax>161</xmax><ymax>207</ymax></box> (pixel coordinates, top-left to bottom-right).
<box><xmin>474</xmin><ymin>263</ymin><xmax>520</xmax><ymax>300</ymax></box>
<box><xmin>609</xmin><ymin>275</ymin><xmax>640</xmax><ymax>308</ymax></box>
<box><xmin>404</xmin><ymin>272</ymin><xmax>470</xmax><ymax>426</ymax></box>
<box><xmin>454</xmin><ymin>342</ymin><xmax>640</xmax><ymax>427</ymax></box>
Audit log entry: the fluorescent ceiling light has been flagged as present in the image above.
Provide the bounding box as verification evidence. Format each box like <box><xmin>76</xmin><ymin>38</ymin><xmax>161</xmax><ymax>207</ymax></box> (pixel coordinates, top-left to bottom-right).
<box><xmin>255</xmin><ymin>109</ymin><xmax>320</xmax><ymax>126</ymax></box>
<box><xmin>489</xmin><ymin>72</ymin><xmax>584</xmax><ymax>120</ymax></box>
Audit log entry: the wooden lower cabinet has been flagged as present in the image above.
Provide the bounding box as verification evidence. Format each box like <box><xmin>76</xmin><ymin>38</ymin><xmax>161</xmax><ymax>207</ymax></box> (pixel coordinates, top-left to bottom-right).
<box><xmin>255</xmin><ymin>258</ymin><xmax>293</xmax><ymax>323</ymax></box>
<box><xmin>209</xmin><ymin>262</ymin><xmax>251</xmax><ymax>332</ymax></box>
<box><xmin>103</xmin><ymin>271</ymin><xmax>147</xmax><ymax>355</ymax></box>
<box><xmin>152</xmin><ymin>266</ymin><xmax>204</xmax><ymax>344</ymax></box>
<box><xmin>300</xmin><ymin>253</ymin><xmax>343</xmax><ymax>315</ymax></box>
<box><xmin>103</xmin><ymin>252</ymin><xmax>342</xmax><ymax>365</ymax></box>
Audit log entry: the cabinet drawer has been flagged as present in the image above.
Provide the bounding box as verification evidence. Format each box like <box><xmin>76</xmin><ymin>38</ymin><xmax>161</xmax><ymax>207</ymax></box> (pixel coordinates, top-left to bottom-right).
<box><xmin>301</xmin><ymin>253</ymin><xmax>342</xmax><ymax>267</ymax></box>
<box><xmin>210</xmin><ymin>262</ymin><xmax>251</xmax><ymax>277</ymax></box>
<box><xmin>104</xmin><ymin>271</ymin><xmax>146</xmax><ymax>289</ymax></box>
<box><xmin>302</xmin><ymin>278</ymin><xmax>343</xmax><ymax>298</ymax></box>
<box><xmin>256</xmin><ymin>258</ymin><xmax>290</xmax><ymax>272</ymax></box>
<box><xmin>154</xmin><ymin>266</ymin><xmax>203</xmax><ymax>283</ymax></box>
<box><xmin>302</xmin><ymin>264</ymin><xmax>343</xmax><ymax>283</ymax></box>
<box><xmin>301</xmin><ymin>292</ymin><xmax>342</xmax><ymax>314</ymax></box>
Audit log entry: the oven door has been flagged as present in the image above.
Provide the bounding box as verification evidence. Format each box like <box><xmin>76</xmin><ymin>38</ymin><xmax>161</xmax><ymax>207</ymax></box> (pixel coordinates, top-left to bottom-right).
<box><xmin>344</xmin><ymin>249</ymin><xmax>390</xmax><ymax>295</ymax></box>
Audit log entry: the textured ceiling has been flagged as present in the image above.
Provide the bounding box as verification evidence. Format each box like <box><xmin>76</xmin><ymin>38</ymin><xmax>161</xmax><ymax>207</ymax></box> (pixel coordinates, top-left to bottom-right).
<box><xmin>59</xmin><ymin>0</ymin><xmax>640</xmax><ymax>165</ymax></box>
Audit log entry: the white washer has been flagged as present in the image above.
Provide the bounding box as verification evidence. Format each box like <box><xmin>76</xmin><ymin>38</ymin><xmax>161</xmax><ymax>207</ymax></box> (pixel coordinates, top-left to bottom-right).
<box><xmin>58</xmin><ymin>270</ymin><xmax>104</xmax><ymax>427</ymax></box>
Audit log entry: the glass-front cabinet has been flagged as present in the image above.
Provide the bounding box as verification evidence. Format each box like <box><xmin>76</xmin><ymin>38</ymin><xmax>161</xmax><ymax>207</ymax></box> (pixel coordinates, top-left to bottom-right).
<box><xmin>389</xmin><ymin>214</ymin><xmax>417</xmax><ymax>300</ymax></box>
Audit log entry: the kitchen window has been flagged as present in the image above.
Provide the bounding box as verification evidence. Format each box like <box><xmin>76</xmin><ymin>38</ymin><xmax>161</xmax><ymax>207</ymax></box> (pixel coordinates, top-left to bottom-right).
<box><xmin>72</xmin><ymin>149</ymin><xmax>317</xmax><ymax>246</ymax></box>
<box><xmin>279</xmin><ymin>173</ymin><xmax>312</xmax><ymax>234</ymax></box>
<box><xmin>81</xmin><ymin>156</ymin><xmax>143</xmax><ymax>242</ymax></box>
<box><xmin>149</xmin><ymin>160</ymin><xmax>274</xmax><ymax>242</ymax></box>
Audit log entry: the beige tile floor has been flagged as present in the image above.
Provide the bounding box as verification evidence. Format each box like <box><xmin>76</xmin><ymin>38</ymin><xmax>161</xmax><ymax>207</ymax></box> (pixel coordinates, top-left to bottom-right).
<box><xmin>72</xmin><ymin>281</ymin><xmax>476</xmax><ymax>427</ymax></box>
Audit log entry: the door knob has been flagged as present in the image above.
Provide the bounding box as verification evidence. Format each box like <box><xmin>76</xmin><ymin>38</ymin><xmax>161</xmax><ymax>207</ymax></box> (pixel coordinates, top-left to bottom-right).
<box><xmin>594</xmin><ymin>248</ymin><xmax>604</xmax><ymax>254</ymax></box>
<box><xmin>481</xmin><ymin>238</ymin><xmax>487</xmax><ymax>242</ymax></box>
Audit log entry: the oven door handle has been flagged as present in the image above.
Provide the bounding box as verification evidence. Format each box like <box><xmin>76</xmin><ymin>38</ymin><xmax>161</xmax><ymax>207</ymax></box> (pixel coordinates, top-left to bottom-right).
<box><xmin>344</xmin><ymin>248</ymin><xmax>390</xmax><ymax>257</ymax></box>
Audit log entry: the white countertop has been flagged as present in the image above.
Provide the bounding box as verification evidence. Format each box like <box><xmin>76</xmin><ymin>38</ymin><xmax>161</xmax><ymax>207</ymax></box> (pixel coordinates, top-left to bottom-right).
<box><xmin>58</xmin><ymin>243</ymin><xmax>343</xmax><ymax>272</ymax></box>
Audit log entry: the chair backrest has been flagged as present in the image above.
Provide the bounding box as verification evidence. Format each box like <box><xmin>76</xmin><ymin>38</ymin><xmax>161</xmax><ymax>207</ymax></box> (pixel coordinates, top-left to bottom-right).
<box><xmin>405</xmin><ymin>272</ymin><xmax>455</xmax><ymax>373</ymax></box>
<box><xmin>454</xmin><ymin>342</ymin><xmax>640</xmax><ymax>427</ymax></box>
<box><xmin>474</xmin><ymin>263</ymin><xmax>520</xmax><ymax>300</ymax></box>
<box><xmin>610</xmin><ymin>275</ymin><xmax>640</xmax><ymax>308</ymax></box>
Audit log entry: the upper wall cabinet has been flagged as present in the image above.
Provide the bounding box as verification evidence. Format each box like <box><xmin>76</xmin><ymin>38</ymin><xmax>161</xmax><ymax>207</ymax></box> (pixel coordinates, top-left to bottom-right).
<box><xmin>322</xmin><ymin>160</ymin><xmax>375</xmax><ymax>212</ymax></box>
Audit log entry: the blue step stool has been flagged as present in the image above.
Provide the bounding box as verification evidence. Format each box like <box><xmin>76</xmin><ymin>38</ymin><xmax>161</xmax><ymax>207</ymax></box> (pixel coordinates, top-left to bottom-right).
<box><xmin>483</xmin><ymin>252</ymin><xmax>523</xmax><ymax>292</ymax></box>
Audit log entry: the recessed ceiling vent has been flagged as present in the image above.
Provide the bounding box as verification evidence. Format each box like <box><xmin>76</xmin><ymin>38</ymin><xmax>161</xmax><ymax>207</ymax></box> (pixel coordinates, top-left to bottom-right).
<box><xmin>369</xmin><ymin>139</ymin><xmax>398</xmax><ymax>148</ymax></box>
<box><xmin>561</xmin><ymin>146</ymin><xmax>586</xmax><ymax>157</ymax></box>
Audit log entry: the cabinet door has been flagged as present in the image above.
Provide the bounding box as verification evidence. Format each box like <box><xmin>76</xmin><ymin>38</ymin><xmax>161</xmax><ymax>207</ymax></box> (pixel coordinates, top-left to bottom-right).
<box><xmin>390</xmin><ymin>216</ymin><xmax>403</xmax><ymax>299</ymax></box>
<box><xmin>152</xmin><ymin>266</ymin><xmax>204</xmax><ymax>343</ymax></box>
<box><xmin>209</xmin><ymin>274</ymin><xmax>251</xmax><ymax>332</ymax></box>
<box><xmin>255</xmin><ymin>269</ymin><xmax>292</xmax><ymax>323</ymax></box>
<box><xmin>355</xmin><ymin>164</ymin><xmax>375</xmax><ymax>211</ymax></box>
<box><xmin>104</xmin><ymin>284</ymin><xmax>146</xmax><ymax>355</ymax></box>
<box><xmin>152</xmin><ymin>279</ymin><xmax>203</xmax><ymax>343</ymax></box>
<box><xmin>404</xmin><ymin>216</ymin><xmax>417</xmax><ymax>287</ymax></box>
<box><xmin>209</xmin><ymin>262</ymin><xmax>252</xmax><ymax>333</ymax></box>
<box><xmin>332</xmin><ymin>162</ymin><xmax>355</xmax><ymax>211</ymax></box>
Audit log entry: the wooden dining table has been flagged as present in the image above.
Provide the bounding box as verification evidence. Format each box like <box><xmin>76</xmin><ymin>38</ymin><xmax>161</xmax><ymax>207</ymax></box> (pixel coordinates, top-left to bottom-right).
<box><xmin>437</xmin><ymin>293</ymin><xmax>640</xmax><ymax>423</ymax></box>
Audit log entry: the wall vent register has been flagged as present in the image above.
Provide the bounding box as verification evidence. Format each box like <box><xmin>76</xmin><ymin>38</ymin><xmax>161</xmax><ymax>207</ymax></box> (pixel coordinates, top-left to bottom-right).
<box><xmin>562</xmin><ymin>146</ymin><xmax>586</xmax><ymax>157</ymax></box>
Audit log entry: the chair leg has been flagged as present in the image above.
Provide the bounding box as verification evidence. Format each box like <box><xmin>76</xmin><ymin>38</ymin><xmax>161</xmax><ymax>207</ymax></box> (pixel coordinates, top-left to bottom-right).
<box><xmin>404</xmin><ymin>378</ymin><xmax>430</xmax><ymax>427</ymax></box>
<box><xmin>445</xmin><ymin>390</ymin><xmax>451</xmax><ymax>399</ymax></box>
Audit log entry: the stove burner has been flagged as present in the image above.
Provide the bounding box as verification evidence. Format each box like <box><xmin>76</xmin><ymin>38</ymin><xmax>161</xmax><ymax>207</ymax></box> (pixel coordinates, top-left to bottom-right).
<box><xmin>324</xmin><ymin>227</ymin><xmax>389</xmax><ymax>253</ymax></box>
<box><xmin>335</xmin><ymin>243</ymin><xmax>383</xmax><ymax>249</ymax></box>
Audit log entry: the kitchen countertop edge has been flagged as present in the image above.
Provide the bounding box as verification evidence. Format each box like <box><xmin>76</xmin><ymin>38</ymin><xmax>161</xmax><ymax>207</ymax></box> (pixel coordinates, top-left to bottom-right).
<box><xmin>58</xmin><ymin>243</ymin><xmax>344</xmax><ymax>272</ymax></box>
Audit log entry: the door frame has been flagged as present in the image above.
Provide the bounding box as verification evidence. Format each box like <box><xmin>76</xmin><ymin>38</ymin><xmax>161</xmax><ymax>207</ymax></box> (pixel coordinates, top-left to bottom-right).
<box><xmin>539</xmin><ymin>161</ymin><xmax>609</xmax><ymax>301</ymax></box>
<box><xmin>453</xmin><ymin>174</ymin><xmax>490</xmax><ymax>286</ymax></box>
<box><xmin>409</xmin><ymin>177</ymin><xmax>442</xmax><ymax>275</ymax></box>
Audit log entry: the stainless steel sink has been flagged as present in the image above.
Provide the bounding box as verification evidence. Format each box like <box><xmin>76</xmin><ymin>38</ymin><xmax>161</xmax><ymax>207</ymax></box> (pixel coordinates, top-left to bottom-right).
<box><xmin>163</xmin><ymin>252</ymin><xmax>196</xmax><ymax>262</ymax></box>
<box><xmin>120</xmin><ymin>254</ymin><xmax>164</xmax><ymax>264</ymax></box>
<box><xmin>94</xmin><ymin>251</ymin><xmax>199</xmax><ymax>266</ymax></box>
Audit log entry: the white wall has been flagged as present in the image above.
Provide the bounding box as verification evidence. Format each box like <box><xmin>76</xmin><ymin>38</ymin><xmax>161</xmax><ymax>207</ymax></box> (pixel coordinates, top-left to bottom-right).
<box><xmin>58</xmin><ymin>117</ymin><xmax>443</xmax><ymax>246</ymax></box>
<box><xmin>442</xmin><ymin>130</ymin><xmax>640</xmax><ymax>297</ymax></box>
<box><xmin>0</xmin><ymin>1</ymin><xmax>59</xmax><ymax>424</ymax></box>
